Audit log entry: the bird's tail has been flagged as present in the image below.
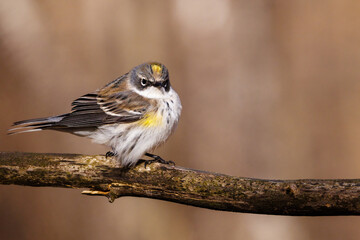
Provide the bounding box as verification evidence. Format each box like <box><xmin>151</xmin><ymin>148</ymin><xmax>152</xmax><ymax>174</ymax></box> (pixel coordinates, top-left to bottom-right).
<box><xmin>8</xmin><ymin>114</ymin><xmax>67</xmax><ymax>135</ymax></box>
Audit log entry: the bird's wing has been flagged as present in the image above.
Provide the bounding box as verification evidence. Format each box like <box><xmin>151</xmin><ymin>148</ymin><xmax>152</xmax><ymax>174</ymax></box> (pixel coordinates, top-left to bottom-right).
<box><xmin>57</xmin><ymin>81</ymin><xmax>151</xmax><ymax>128</ymax></box>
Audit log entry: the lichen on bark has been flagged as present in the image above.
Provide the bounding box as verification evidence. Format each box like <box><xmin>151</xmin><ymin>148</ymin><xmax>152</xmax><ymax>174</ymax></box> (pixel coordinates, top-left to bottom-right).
<box><xmin>1</xmin><ymin>151</ymin><xmax>360</xmax><ymax>216</ymax></box>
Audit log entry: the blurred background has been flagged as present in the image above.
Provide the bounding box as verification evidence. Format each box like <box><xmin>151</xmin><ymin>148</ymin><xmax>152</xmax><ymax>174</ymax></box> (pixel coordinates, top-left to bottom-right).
<box><xmin>1</xmin><ymin>0</ymin><xmax>360</xmax><ymax>239</ymax></box>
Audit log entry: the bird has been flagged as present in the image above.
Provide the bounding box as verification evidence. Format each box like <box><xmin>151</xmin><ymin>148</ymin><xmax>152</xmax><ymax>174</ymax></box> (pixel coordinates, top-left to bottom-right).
<box><xmin>8</xmin><ymin>62</ymin><xmax>182</xmax><ymax>167</ymax></box>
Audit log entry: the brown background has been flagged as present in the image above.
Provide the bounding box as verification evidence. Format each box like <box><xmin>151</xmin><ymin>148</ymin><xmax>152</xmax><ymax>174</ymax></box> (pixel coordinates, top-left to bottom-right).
<box><xmin>1</xmin><ymin>1</ymin><xmax>360</xmax><ymax>239</ymax></box>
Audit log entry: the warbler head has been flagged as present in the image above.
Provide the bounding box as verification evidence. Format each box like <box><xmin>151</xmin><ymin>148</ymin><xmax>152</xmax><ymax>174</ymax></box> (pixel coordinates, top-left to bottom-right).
<box><xmin>130</xmin><ymin>62</ymin><xmax>171</xmax><ymax>98</ymax></box>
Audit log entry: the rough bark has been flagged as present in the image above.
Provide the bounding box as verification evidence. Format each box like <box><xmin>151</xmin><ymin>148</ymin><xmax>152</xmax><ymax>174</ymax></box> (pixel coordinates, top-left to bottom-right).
<box><xmin>0</xmin><ymin>151</ymin><xmax>360</xmax><ymax>216</ymax></box>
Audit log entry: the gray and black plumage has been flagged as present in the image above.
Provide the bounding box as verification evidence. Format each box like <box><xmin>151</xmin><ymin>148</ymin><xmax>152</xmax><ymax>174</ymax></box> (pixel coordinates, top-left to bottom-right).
<box><xmin>9</xmin><ymin>62</ymin><xmax>182</xmax><ymax>166</ymax></box>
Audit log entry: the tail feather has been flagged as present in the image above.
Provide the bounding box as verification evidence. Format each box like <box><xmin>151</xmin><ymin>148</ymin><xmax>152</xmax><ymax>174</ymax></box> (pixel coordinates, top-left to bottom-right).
<box><xmin>8</xmin><ymin>114</ymin><xmax>67</xmax><ymax>135</ymax></box>
<box><xmin>12</xmin><ymin>117</ymin><xmax>55</xmax><ymax>126</ymax></box>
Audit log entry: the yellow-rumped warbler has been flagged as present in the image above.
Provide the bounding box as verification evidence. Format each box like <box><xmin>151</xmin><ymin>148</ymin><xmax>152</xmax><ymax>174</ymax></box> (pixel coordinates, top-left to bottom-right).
<box><xmin>9</xmin><ymin>62</ymin><xmax>182</xmax><ymax>167</ymax></box>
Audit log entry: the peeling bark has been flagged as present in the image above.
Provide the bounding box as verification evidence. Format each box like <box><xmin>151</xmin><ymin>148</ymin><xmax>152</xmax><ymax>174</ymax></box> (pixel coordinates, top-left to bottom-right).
<box><xmin>0</xmin><ymin>152</ymin><xmax>360</xmax><ymax>216</ymax></box>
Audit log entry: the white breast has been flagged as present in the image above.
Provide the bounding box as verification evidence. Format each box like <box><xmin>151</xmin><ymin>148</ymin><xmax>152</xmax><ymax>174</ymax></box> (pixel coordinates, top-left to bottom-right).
<box><xmin>90</xmin><ymin>87</ymin><xmax>182</xmax><ymax>167</ymax></box>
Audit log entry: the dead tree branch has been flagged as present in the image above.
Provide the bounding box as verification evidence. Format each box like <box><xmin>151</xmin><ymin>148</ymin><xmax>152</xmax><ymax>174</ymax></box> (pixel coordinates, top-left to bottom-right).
<box><xmin>0</xmin><ymin>152</ymin><xmax>360</xmax><ymax>216</ymax></box>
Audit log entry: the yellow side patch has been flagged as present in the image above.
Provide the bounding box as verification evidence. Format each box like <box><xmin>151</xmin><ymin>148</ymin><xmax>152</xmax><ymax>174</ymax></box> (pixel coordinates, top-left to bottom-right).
<box><xmin>139</xmin><ymin>112</ymin><xmax>163</xmax><ymax>127</ymax></box>
<box><xmin>151</xmin><ymin>63</ymin><xmax>162</xmax><ymax>75</ymax></box>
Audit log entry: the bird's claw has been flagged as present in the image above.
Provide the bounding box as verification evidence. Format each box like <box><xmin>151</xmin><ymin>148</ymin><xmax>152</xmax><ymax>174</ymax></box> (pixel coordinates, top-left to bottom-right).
<box><xmin>144</xmin><ymin>159</ymin><xmax>175</xmax><ymax>168</ymax></box>
<box><xmin>143</xmin><ymin>152</ymin><xmax>175</xmax><ymax>168</ymax></box>
<box><xmin>105</xmin><ymin>151</ymin><xmax>115</xmax><ymax>158</ymax></box>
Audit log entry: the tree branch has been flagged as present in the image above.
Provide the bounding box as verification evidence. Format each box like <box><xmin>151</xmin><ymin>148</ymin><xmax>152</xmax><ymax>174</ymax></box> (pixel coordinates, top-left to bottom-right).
<box><xmin>0</xmin><ymin>152</ymin><xmax>360</xmax><ymax>216</ymax></box>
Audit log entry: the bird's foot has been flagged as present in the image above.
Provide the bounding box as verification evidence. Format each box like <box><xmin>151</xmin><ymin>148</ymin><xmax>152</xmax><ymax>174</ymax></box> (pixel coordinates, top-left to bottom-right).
<box><xmin>144</xmin><ymin>152</ymin><xmax>175</xmax><ymax>168</ymax></box>
<box><xmin>105</xmin><ymin>151</ymin><xmax>115</xmax><ymax>158</ymax></box>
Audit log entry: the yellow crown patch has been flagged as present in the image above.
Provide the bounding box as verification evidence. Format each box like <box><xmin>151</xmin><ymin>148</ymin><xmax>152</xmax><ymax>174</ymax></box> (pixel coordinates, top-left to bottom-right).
<box><xmin>151</xmin><ymin>63</ymin><xmax>162</xmax><ymax>75</ymax></box>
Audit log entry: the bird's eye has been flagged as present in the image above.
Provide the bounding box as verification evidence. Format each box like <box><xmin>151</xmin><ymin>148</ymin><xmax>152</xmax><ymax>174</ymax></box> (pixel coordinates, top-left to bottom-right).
<box><xmin>162</xmin><ymin>79</ymin><xmax>170</xmax><ymax>90</ymax></box>
<box><xmin>163</xmin><ymin>81</ymin><xmax>168</xmax><ymax>89</ymax></box>
<box><xmin>140</xmin><ymin>78</ymin><xmax>148</xmax><ymax>87</ymax></box>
